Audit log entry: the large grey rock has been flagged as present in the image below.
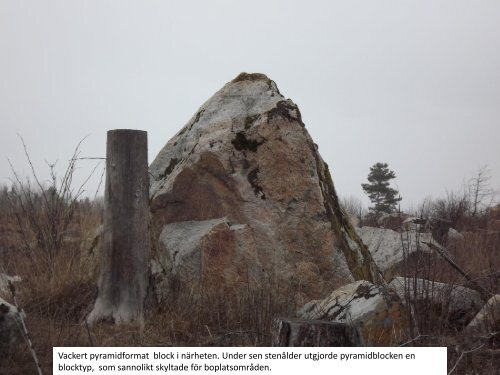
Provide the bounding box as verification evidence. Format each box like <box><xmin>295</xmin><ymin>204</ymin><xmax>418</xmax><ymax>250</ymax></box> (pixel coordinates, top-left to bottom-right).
<box><xmin>149</xmin><ymin>73</ymin><xmax>382</xmax><ymax>301</ymax></box>
<box><xmin>465</xmin><ymin>294</ymin><xmax>500</xmax><ymax>335</ymax></box>
<box><xmin>153</xmin><ymin>217</ymin><xmax>260</xmax><ymax>300</ymax></box>
<box><xmin>389</xmin><ymin>277</ymin><xmax>484</xmax><ymax>326</ymax></box>
<box><xmin>297</xmin><ymin>280</ymin><xmax>408</xmax><ymax>346</ymax></box>
<box><xmin>0</xmin><ymin>297</ymin><xmax>24</xmax><ymax>358</ymax></box>
<box><xmin>356</xmin><ymin>226</ymin><xmax>437</xmax><ymax>272</ymax></box>
<box><xmin>160</xmin><ymin>218</ymin><xmax>231</xmax><ymax>277</ymax></box>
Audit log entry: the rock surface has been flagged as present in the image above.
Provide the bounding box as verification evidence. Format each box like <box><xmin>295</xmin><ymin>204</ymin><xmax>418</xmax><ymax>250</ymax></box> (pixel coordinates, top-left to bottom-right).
<box><xmin>356</xmin><ymin>226</ymin><xmax>436</xmax><ymax>273</ymax></box>
<box><xmin>447</xmin><ymin>228</ymin><xmax>464</xmax><ymax>242</ymax></box>
<box><xmin>0</xmin><ymin>274</ymin><xmax>21</xmax><ymax>295</ymax></box>
<box><xmin>377</xmin><ymin>212</ymin><xmax>410</xmax><ymax>230</ymax></box>
<box><xmin>149</xmin><ymin>73</ymin><xmax>382</xmax><ymax>300</ymax></box>
<box><xmin>154</xmin><ymin>217</ymin><xmax>260</xmax><ymax>298</ymax></box>
<box><xmin>465</xmin><ymin>294</ymin><xmax>500</xmax><ymax>334</ymax></box>
<box><xmin>388</xmin><ymin>277</ymin><xmax>484</xmax><ymax>326</ymax></box>
<box><xmin>401</xmin><ymin>217</ymin><xmax>430</xmax><ymax>232</ymax></box>
<box><xmin>297</xmin><ymin>280</ymin><xmax>408</xmax><ymax>346</ymax></box>
<box><xmin>0</xmin><ymin>297</ymin><xmax>24</xmax><ymax>358</ymax></box>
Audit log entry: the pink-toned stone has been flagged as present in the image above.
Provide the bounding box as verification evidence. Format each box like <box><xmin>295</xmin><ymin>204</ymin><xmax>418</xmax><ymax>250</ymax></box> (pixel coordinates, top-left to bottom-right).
<box><xmin>149</xmin><ymin>73</ymin><xmax>382</xmax><ymax>301</ymax></box>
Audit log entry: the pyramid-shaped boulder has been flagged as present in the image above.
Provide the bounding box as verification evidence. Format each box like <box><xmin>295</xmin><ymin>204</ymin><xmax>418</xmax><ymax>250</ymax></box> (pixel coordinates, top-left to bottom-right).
<box><xmin>149</xmin><ymin>73</ymin><xmax>381</xmax><ymax>301</ymax></box>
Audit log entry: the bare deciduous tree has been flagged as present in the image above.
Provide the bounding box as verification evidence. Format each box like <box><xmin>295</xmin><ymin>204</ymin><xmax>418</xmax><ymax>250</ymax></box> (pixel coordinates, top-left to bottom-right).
<box><xmin>468</xmin><ymin>165</ymin><xmax>496</xmax><ymax>218</ymax></box>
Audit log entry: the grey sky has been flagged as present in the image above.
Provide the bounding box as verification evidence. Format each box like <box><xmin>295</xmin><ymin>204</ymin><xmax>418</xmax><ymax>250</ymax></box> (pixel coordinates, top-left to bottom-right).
<box><xmin>1</xmin><ymin>1</ymin><xmax>499</xmax><ymax>209</ymax></box>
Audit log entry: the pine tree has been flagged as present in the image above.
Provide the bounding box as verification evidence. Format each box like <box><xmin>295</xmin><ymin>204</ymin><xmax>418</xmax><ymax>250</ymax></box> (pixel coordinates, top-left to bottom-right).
<box><xmin>361</xmin><ymin>162</ymin><xmax>401</xmax><ymax>215</ymax></box>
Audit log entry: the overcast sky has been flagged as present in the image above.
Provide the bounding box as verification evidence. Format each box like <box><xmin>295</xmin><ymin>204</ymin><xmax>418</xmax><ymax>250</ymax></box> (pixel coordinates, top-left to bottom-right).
<box><xmin>1</xmin><ymin>1</ymin><xmax>499</xmax><ymax>209</ymax></box>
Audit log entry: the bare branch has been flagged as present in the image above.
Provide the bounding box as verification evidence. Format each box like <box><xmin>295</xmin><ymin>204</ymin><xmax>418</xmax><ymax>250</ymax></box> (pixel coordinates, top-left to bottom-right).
<box><xmin>448</xmin><ymin>343</ymin><xmax>485</xmax><ymax>375</ymax></box>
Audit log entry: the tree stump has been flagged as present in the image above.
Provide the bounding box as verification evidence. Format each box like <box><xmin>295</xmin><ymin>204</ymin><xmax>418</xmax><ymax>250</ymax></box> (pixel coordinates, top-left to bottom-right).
<box><xmin>88</xmin><ymin>129</ymin><xmax>149</xmax><ymax>324</ymax></box>
<box><xmin>272</xmin><ymin>318</ymin><xmax>365</xmax><ymax>347</ymax></box>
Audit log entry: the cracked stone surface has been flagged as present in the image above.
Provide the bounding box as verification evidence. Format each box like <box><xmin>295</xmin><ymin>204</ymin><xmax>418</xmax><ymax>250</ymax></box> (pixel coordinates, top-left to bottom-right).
<box><xmin>297</xmin><ymin>280</ymin><xmax>408</xmax><ymax>346</ymax></box>
<box><xmin>149</xmin><ymin>73</ymin><xmax>381</xmax><ymax>302</ymax></box>
<box><xmin>154</xmin><ymin>218</ymin><xmax>259</xmax><ymax>300</ymax></box>
<box><xmin>356</xmin><ymin>226</ymin><xmax>437</xmax><ymax>272</ymax></box>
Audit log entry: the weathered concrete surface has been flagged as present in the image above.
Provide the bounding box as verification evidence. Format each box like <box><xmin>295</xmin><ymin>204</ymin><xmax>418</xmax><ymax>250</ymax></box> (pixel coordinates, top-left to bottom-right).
<box><xmin>297</xmin><ymin>280</ymin><xmax>408</xmax><ymax>346</ymax></box>
<box><xmin>149</xmin><ymin>73</ymin><xmax>382</xmax><ymax>301</ymax></box>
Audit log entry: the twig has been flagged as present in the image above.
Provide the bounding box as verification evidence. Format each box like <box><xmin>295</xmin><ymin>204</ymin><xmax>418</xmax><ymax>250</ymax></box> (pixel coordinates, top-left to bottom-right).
<box><xmin>448</xmin><ymin>343</ymin><xmax>485</xmax><ymax>375</ymax></box>
<box><xmin>71</xmin><ymin>157</ymin><xmax>106</xmax><ymax>160</ymax></box>
<box><xmin>8</xmin><ymin>281</ymin><xmax>43</xmax><ymax>375</ymax></box>
<box><xmin>94</xmin><ymin>165</ymin><xmax>106</xmax><ymax>201</ymax></box>
<box><xmin>7</xmin><ymin>135</ymin><xmax>101</xmax><ymax>265</ymax></box>
<box><xmin>422</xmin><ymin>241</ymin><xmax>491</xmax><ymax>300</ymax></box>
<box><xmin>398</xmin><ymin>334</ymin><xmax>430</xmax><ymax>347</ymax></box>
<box><xmin>16</xmin><ymin>133</ymin><xmax>50</xmax><ymax>209</ymax></box>
<box><xmin>84</xmin><ymin>319</ymin><xmax>95</xmax><ymax>347</ymax></box>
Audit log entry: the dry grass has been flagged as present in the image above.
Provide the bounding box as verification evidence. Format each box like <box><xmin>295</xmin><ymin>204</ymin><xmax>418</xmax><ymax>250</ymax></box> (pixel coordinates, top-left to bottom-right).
<box><xmin>4</xmin><ymin>221</ymin><xmax>498</xmax><ymax>374</ymax></box>
<box><xmin>1</xmin><ymin>203</ymin><xmax>299</xmax><ymax>373</ymax></box>
<box><xmin>3</xmin><ymin>273</ymin><xmax>298</xmax><ymax>373</ymax></box>
<box><xmin>0</xmin><ymin>183</ymin><xmax>498</xmax><ymax>373</ymax></box>
<box><xmin>394</xmin><ymin>226</ymin><xmax>500</xmax><ymax>374</ymax></box>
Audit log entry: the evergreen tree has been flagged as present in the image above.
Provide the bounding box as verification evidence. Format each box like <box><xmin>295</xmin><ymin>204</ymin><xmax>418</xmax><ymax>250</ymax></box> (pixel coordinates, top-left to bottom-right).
<box><xmin>361</xmin><ymin>162</ymin><xmax>401</xmax><ymax>215</ymax></box>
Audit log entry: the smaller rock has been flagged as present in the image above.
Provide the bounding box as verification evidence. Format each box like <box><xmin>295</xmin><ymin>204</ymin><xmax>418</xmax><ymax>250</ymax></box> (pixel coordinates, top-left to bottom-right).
<box><xmin>464</xmin><ymin>294</ymin><xmax>500</xmax><ymax>335</ymax></box>
<box><xmin>356</xmin><ymin>226</ymin><xmax>437</xmax><ymax>272</ymax></box>
<box><xmin>0</xmin><ymin>297</ymin><xmax>24</xmax><ymax>358</ymax></box>
<box><xmin>388</xmin><ymin>277</ymin><xmax>484</xmax><ymax>326</ymax></box>
<box><xmin>377</xmin><ymin>212</ymin><xmax>410</xmax><ymax>230</ymax></box>
<box><xmin>0</xmin><ymin>274</ymin><xmax>21</xmax><ymax>295</ymax></box>
<box><xmin>402</xmin><ymin>217</ymin><xmax>430</xmax><ymax>232</ymax></box>
<box><xmin>447</xmin><ymin>228</ymin><xmax>464</xmax><ymax>242</ymax></box>
<box><xmin>297</xmin><ymin>280</ymin><xmax>408</xmax><ymax>346</ymax></box>
<box><xmin>430</xmin><ymin>218</ymin><xmax>453</xmax><ymax>244</ymax></box>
